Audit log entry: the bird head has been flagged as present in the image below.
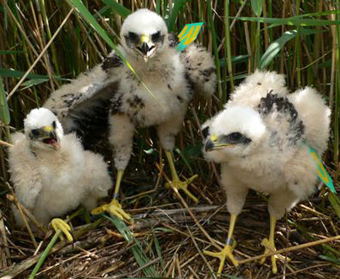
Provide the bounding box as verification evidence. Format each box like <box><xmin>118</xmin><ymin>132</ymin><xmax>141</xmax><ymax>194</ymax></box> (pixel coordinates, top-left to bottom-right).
<box><xmin>120</xmin><ymin>9</ymin><xmax>168</xmax><ymax>62</ymax></box>
<box><xmin>202</xmin><ymin>106</ymin><xmax>267</xmax><ymax>163</ymax></box>
<box><xmin>24</xmin><ymin>108</ymin><xmax>63</xmax><ymax>151</ymax></box>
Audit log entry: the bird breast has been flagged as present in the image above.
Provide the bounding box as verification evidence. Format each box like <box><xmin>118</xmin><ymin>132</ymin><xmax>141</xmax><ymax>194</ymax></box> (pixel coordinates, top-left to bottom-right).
<box><xmin>113</xmin><ymin>51</ymin><xmax>191</xmax><ymax>127</ymax></box>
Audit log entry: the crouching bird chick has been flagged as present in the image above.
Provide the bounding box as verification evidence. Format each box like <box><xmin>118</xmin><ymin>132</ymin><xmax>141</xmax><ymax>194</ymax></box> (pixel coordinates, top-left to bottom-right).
<box><xmin>202</xmin><ymin>71</ymin><xmax>331</xmax><ymax>275</ymax></box>
<box><xmin>8</xmin><ymin>108</ymin><xmax>111</xmax><ymax>241</ymax></box>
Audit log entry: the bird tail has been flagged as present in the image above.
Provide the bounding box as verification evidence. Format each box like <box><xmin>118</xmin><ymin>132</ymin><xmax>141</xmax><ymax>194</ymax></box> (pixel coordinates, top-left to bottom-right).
<box><xmin>288</xmin><ymin>87</ymin><xmax>331</xmax><ymax>154</ymax></box>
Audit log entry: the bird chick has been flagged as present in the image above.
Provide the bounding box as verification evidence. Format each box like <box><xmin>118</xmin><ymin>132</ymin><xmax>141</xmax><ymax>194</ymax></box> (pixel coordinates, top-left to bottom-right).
<box><xmin>202</xmin><ymin>71</ymin><xmax>330</xmax><ymax>275</ymax></box>
<box><xmin>8</xmin><ymin>108</ymin><xmax>111</xmax><ymax>240</ymax></box>
<box><xmin>44</xmin><ymin>9</ymin><xmax>216</xmax><ymax>220</ymax></box>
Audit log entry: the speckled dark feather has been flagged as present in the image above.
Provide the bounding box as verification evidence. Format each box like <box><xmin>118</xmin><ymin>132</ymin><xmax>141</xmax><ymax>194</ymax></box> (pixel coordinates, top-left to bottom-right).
<box><xmin>257</xmin><ymin>91</ymin><xmax>305</xmax><ymax>145</ymax></box>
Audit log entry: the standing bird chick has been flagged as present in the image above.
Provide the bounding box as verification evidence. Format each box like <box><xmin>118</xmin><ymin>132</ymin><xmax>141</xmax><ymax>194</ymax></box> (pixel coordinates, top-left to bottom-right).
<box><xmin>202</xmin><ymin>71</ymin><xmax>331</xmax><ymax>275</ymax></box>
<box><xmin>8</xmin><ymin>108</ymin><xmax>111</xmax><ymax>241</ymax></box>
<box><xmin>44</xmin><ymin>9</ymin><xmax>216</xmax><ymax>220</ymax></box>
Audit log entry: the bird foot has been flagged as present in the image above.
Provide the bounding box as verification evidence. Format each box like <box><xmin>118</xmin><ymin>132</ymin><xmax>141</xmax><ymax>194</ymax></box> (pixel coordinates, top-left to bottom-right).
<box><xmin>204</xmin><ymin>242</ymin><xmax>239</xmax><ymax>276</ymax></box>
<box><xmin>50</xmin><ymin>218</ymin><xmax>73</xmax><ymax>242</ymax></box>
<box><xmin>165</xmin><ymin>174</ymin><xmax>199</xmax><ymax>203</ymax></box>
<box><xmin>91</xmin><ymin>199</ymin><xmax>132</xmax><ymax>223</ymax></box>
<box><xmin>260</xmin><ymin>238</ymin><xmax>278</xmax><ymax>274</ymax></box>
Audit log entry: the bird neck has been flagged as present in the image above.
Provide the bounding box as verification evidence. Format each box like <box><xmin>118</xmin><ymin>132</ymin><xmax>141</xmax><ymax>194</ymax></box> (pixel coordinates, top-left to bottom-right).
<box><xmin>29</xmin><ymin>145</ymin><xmax>59</xmax><ymax>158</ymax></box>
<box><xmin>127</xmin><ymin>47</ymin><xmax>174</xmax><ymax>72</ymax></box>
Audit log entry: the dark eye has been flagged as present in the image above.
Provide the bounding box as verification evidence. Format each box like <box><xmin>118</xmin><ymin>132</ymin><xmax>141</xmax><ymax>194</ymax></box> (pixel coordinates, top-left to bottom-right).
<box><xmin>52</xmin><ymin>121</ymin><xmax>56</xmax><ymax>129</ymax></box>
<box><xmin>127</xmin><ymin>32</ymin><xmax>140</xmax><ymax>44</ymax></box>
<box><xmin>202</xmin><ymin>126</ymin><xmax>209</xmax><ymax>138</ymax></box>
<box><xmin>228</xmin><ymin>132</ymin><xmax>243</xmax><ymax>142</ymax></box>
<box><xmin>30</xmin><ymin>129</ymin><xmax>40</xmax><ymax>138</ymax></box>
<box><xmin>152</xmin><ymin>31</ymin><xmax>161</xmax><ymax>42</ymax></box>
<box><xmin>226</xmin><ymin>132</ymin><xmax>252</xmax><ymax>145</ymax></box>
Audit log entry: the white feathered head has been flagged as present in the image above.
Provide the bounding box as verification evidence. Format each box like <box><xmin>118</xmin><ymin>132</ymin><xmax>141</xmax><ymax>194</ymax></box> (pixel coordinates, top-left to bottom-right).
<box><xmin>120</xmin><ymin>9</ymin><xmax>168</xmax><ymax>61</ymax></box>
<box><xmin>202</xmin><ymin>106</ymin><xmax>267</xmax><ymax>162</ymax></box>
<box><xmin>24</xmin><ymin>108</ymin><xmax>63</xmax><ymax>150</ymax></box>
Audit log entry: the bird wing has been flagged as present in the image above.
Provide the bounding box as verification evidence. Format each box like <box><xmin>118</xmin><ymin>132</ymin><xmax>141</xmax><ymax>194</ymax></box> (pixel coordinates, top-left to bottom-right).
<box><xmin>228</xmin><ymin>70</ymin><xmax>289</xmax><ymax>108</ymax></box>
<box><xmin>44</xmin><ymin>51</ymin><xmax>125</xmax><ymax>148</ymax></box>
<box><xmin>168</xmin><ymin>33</ymin><xmax>216</xmax><ymax>98</ymax></box>
<box><xmin>288</xmin><ymin>87</ymin><xmax>330</xmax><ymax>154</ymax></box>
<box><xmin>257</xmin><ymin>92</ymin><xmax>305</xmax><ymax>148</ymax></box>
<box><xmin>8</xmin><ymin>133</ymin><xmax>43</xmax><ymax>209</ymax></box>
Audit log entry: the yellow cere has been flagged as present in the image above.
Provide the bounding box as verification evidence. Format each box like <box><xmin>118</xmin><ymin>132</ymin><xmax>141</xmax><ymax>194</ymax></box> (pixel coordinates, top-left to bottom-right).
<box><xmin>141</xmin><ymin>34</ymin><xmax>150</xmax><ymax>43</ymax></box>
<box><xmin>43</xmin><ymin>125</ymin><xmax>54</xmax><ymax>132</ymax></box>
<box><xmin>210</xmin><ymin>134</ymin><xmax>218</xmax><ymax>142</ymax></box>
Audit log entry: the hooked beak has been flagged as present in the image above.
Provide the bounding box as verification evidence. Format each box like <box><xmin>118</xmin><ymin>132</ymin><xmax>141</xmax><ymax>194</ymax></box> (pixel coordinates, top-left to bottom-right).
<box><xmin>205</xmin><ymin>138</ymin><xmax>215</xmax><ymax>152</ymax></box>
<box><xmin>140</xmin><ymin>42</ymin><xmax>149</xmax><ymax>55</ymax></box>
<box><xmin>45</xmin><ymin>129</ymin><xmax>60</xmax><ymax>150</ymax></box>
<box><xmin>205</xmin><ymin>134</ymin><xmax>230</xmax><ymax>152</ymax></box>
<box><xmin>33</xmin><ymin>126</ymin><xmax>60</xmax><ymax>150</ymax></box>
<box><xmin>137</xmin><ymin>35</ymin><xmax>156</xmax><ymax>62</ymax></box>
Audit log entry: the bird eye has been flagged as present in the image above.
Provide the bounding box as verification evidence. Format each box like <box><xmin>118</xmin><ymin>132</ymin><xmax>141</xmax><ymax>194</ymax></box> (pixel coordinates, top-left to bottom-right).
<box><xmin>30</xmin><ymin>129</ymin><xmax>40</xmax><ymax>137</ymax></box>
<box><xmin>52</xmin><ymin>121</ymin><xmax>56</xmax><ymax>129</ymax></box>
<box><xmin>226</xmin><ymin>132</ymin><xmax>252</xmax><ymax>144</ymax></box>
<box><xmin>228</xmin><ymin>132</ymin><xmax>243</xmax><ymax>142</ymax></box>
<box><xmin>127</xmin><ymin>32</ymin><xmax>140</xmax><ymax>44</ymax></box>
<box><xmin>202</xmin><ymin>126</ymin><xmax>209</xmax><ymax>138</ymax></box>
<box><xmin>152</xmin><ymin>31</ymin><xmax>161</xmax><ymax>42</ymax></box>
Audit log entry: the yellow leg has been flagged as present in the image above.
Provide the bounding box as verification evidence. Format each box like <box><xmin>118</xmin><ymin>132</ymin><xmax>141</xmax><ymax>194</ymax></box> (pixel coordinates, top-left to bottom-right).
<box><xmin>204</xmin><ymin>214</ymin><xmax>239</xmax><ymax>276</ymax></box>
<box><xmin>260</xmin><ymin>214</ymin><xmax>278</xmax><ymax>274</ymax></box>
<box><xmin>91</xmin><ymin>170</ymin><xmax>132</xmax><ymax>222</ymax></box>
<box><xmin>164</xmin><ymin>150</ymin><xmax>198</xmax><ymax>203</ymax></box>
<box><xmin>113</xmin><ymin>169</ymin><xmax>124</xmax><ymax>199</ymax></box>
<box><xmin>50</xmin><ymin>218</ymin><xmax>73</xmax><ymax>242</ymax></box>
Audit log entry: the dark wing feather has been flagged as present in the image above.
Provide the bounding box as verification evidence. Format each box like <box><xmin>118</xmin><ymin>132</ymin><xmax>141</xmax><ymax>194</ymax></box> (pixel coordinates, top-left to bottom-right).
<box><xmin>44</xmin><ymin>51</ymin><xmax>124</xmax><ymax>148</ymax></box>
<box><xmin>257</xmin><ymin>92</ymin><xmax>305</xmax><ymax>147</ymax></box>
<box><xmin>168</xmin><ymin>33</ymin><xmax>216</xmax><ymax>97</ymax></box>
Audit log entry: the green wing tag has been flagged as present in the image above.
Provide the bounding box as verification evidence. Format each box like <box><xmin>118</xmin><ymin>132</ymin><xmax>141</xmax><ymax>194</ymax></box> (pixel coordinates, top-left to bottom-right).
<box><xmin>308</xmin><ymin>145</ymin><xmax>336</xmax><ymax>193</ymax></box>
<box><xmin>175</xmin><ymin>22</ymin><xmax>204</xmax><ymax>51</ymax></box>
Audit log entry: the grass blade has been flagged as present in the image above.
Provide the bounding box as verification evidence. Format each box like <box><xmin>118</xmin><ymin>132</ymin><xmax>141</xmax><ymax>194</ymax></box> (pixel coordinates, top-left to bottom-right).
<box><xmin>328</xmin><ymin>191</ymin><xmax>340</xmax><ymax>218</ymax></box>
<box><xmin>101</xmin><ymin>0</ymin><xmax>131</xmax><ymax>18</ymax></box>
<box><xmin>168</xmin><ymin>0</ymin><xmax>191</xmax><ymax>32</ymax></box>
<box><xmin>260</xmin><ymin>29</ymin><xmax>325</xmax><ymax>69</ymax></box>
<box><xmin>233</xmin><ymin>16</ymin><xmax>340</xmax><ymax>26</ymax></box>
<box><xmin>68</xmin><ymin>0</ymin><xmax>123</xmax><ymax>56</ymax></box>
<box><xmin>104</xmin><ymin>215</ymin><xmax>160</xmax><ymax>277</ymax></box>
<box><xmin>251</xmin><ymin>0</ymin><xmax>264</xmax><ymax>17</ymax></box>
<box><xmin>153</xmin><ymin>231</ymin><xmax>165</xmax><ymax>270</ymax></box>
<box><xmin>0</xmin><ymin>68</ymin><xmax>67</xmax><ymax>81</ymax></box>
<box><xmin>207</xmin><ymin>0</ymin><xmax>222</xmax><ymax>102</ymax></box>
<box><xmin>224</xmin><ymin>0</ymin><xmax>234</xmax><ymax>94</ymax></box>
<box><xmin>0</xmin><ymin>76</ymin><xmax>10</xmax><ymax>125</ymax></box>
<box><xmin>28</xmin><ymin>231</ymin><xmax>62</xmax><ymax>279</ymax></box>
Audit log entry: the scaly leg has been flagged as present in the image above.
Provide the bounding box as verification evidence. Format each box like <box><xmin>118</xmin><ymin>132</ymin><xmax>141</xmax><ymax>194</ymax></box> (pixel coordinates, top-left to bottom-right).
<box><xmin>204</xmin><ymin>214</ymin><xmax>239</xmax><ymax>276</ymax></box>
<box><xmin>164</xmin><ymin>150</ymin><xmax>198</xmax><ymax>203</ymax></box>
<box><xmin>91</xmin><ymin>170</ymin><xmax>132</xmax><ymax>222</ymax></box>
<box><xmin>260</xmin><ymin>214</ymin><xmax>278</xmax><ymax>274</ymax></box>
<box><xmin>50</xmin><ymin>218</ymin><xmax>73</xmax><ymax>242</ymax></box>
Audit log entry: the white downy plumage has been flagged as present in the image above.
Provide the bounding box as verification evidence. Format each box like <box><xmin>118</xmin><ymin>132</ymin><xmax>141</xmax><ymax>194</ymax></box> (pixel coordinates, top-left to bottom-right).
<box><xmin>8</xmin><ymin>108</ymin><xmax>111</xmax><ymax>227</ymax></box>
<box><xmin>44</xmin><ymin>9</ymin><xmax>216</xmax><ymax>165</ymax></box>
<box><xmin>44</xmin><ymin>9</ymin><xmax>216</xmax><ymax>217</ymax></box>
<box><xmin>202</xmin><ymin>70</ymin><xmax>331</xmax><ymax>274</ymax></box>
